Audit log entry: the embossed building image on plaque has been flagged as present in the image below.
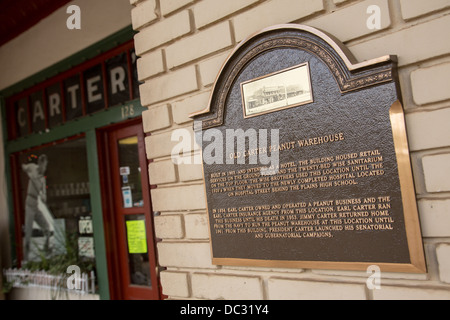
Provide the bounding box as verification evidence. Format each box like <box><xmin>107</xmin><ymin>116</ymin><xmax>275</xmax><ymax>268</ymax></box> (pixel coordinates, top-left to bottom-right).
<box><xmin>191</xmin><ymin>25</ymin><xmax>426</xmax><ymax>273</ymax></box>
<box><xmin>241</xmin><ymin>63</ymin><xmax>313</xmax><ymax>118</ymax></box>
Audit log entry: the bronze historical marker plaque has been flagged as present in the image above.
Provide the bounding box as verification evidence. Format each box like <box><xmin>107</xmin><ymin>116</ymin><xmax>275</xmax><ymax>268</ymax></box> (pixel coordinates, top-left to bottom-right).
<box><xmin>191</xmin><ymin>25</ymin><xmax>426</xmax><ymax>273</ymax></box>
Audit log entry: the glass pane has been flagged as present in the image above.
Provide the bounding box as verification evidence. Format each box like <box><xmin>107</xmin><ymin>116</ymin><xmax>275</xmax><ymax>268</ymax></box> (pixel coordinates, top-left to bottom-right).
<box><xmin>83</xmin><ymin>64</ymin><xmax>105</xmax><ymax>114</ymax></box>
<box><xmin>30</xmin><ymin>91</ymin><xmax>46</xmax><ymax>134</ymax></box>
<box><xmin>17</xmin><ymin>137</ymin><xmax>96</xmax><ymax>290</ymax></box>
<box><xmin>118</xmin><ymin>136</ymin><xmax>143</xmax><ymax>208</ymax></box>
<box><xmin>15</xmin><ymin>98</ymin><xmax>29</xmax><ymax>137</ymax></box>
<box><xmin>106</xmin><ymin>52</ymin><xmax>130</xmax><ymax>107</ymax></box>
<box><xmin>125</xmin><ymin>215</ymin><xmax>151</xmax><ymax>287</ymax></box>
<box><xmin>46</xmin><ymin>83</ymin><xmax>64</xmax><ymax>128</ymax></box>
<box><xmin>64</xmin><ymin>74</ymin><xmax>83</xmax><ymax>121</ymax></box>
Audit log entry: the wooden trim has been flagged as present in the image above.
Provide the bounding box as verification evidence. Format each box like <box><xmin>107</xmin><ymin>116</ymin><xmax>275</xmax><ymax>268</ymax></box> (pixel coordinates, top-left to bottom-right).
<box><xmin>97</xmin><ymin>118</ymin><xmax>161</xmax><ymax>300</ymax></box>
<box><xmin>10</xmin><ymin>153</ymin><xmax>24</xmax><ymax>266</ymax></box>
<box><xmin>10</xmin><ymin>133</ymin><xmax>86</xmax><ymax>266</ymax></box>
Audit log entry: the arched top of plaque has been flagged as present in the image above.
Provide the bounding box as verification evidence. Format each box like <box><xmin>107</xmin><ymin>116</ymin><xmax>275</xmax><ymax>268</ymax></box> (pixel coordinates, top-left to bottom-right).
<box><xmin>191</xmin><ymin>24</ymin><xmax>399</xmax><ymax>130</ymax></box>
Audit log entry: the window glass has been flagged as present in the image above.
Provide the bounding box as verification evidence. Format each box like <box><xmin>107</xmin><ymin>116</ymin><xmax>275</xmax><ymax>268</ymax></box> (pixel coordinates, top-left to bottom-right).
<box><xmin>46</xmin><ymin>83</ymin><xmax>64</xmax><ymax>128</ymax></box>
<box><xmin>15</xmin><ymin>98</ymin><xmax>29</xmax><ymax>137</ymax></box>
<box><xmin>84</xmin><ymin>64</ymin><xmax>105</xmax><ymax>114</ymax></box>
<box><xmin>106</xmin><ymin>52</ymin><xmax>130</xmax><ymax>107</ymax></box>
<box><xmin>64</xmin><ymin>74</ymin><xmax>83</xmax><ymax>121</ymax></box>
<box><xmin>118</xmin><ymin>136</ymin><xmax>143</xmax><ymax>208</ymax></box>
<box><xmin>30</xmin><ymin>91</ymin><xmax>46</xmax><ymax>133</ymax></box>
<box><xmin>18</xmin><ymin>136</ymin><xmax>96</xmax><ymax>285</ymax></box>
<box><xmin>125</xmin><ymin>214</ymin><xmax>151</xmax><ymax>287</ymax></box>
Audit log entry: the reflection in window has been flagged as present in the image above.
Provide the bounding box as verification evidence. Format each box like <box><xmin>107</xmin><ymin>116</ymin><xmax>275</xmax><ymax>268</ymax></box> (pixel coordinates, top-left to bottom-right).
<box><xmin>125</xmin><ymin>215</ymin><xmax>151</xmax><ymax>287</ymax></box>
<box><xmin>118</xmin><ymin>136</ymin><xmax>144</xmax><ymax>208</ymax></box>
<box><xmin>18</xmin><ymin>137</ymin><xmax>95</xmax><ymax>285</ymax></box>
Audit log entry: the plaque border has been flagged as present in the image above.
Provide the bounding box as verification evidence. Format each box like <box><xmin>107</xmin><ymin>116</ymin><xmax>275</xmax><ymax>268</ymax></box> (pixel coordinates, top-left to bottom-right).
<box><xmin>194</xmin><ymin>25</ymin><xmax>427</xmax><ymax>274</ymax></box>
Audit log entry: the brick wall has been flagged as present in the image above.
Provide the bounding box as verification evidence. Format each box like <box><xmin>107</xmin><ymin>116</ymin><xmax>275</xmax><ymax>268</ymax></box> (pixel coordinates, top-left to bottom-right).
<box><xmin>130</xmin><ymin>0</ymin><xmax>450</xmax><ymax>300</ymax></box>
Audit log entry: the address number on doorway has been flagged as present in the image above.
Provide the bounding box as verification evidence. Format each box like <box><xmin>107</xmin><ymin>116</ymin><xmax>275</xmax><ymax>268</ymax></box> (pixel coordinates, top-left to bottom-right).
<box><xmin>121</xmin><ymin>105</ymin><xmax>135</xmax><ymax>119</ymax></box>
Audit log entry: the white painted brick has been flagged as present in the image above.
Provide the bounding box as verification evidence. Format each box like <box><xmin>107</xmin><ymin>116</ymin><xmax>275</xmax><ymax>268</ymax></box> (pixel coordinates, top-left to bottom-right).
<box><xmin>142</xmin><ymin>104</ymin><xmax>171</xmax><ymax>133</ymax></box>
<box><xmin>233</xmin><ymin>0</ymin><xmax>324</xmax><ymax>42</ymax></box>
<box><xmin>145</xmin><ymin>131</ymin><xmax>173</xmax><ymax>159</ymax></box>
<box><xmin>139</xmin><ymin>65</ymin><xmax>198</xmax><ymax>105</ymax></box>
<box><xmin>131</xmin><ymin>0</ymin><xmax>450</xmax><ymax>300</ymax></box>
<box><xmin>411</xmin><ymin>62</ymin><xmax>450</xmax><ymax>105</ymax></box>
<box><xmin>145</xmin><ymin>125</ymin><xmax>199</xmax><ymax>159</ymax></box>
<box><xmin>157</xmin><ymin>242</ymin><xmax>215</xmax><ymax>268</ymax></box>
<box><xmin>191</xmin><ymin>273</ymin><xmax>263</xmax><ymax>300</ymax></box>
<box><xmin>160</xmin><ymin>0</ymin><xmax>194</xmax><ymax>16</ymax></box>
<box><xmin>193</xmin><ymin>0</ymin><xmax>259</xmax><ymax>29</ymax></box>
<box><xmin>134</xmin><ymin>10</ymin><xmax>191</xmax><ymax>55</ymax></box>
<box><xmin>436</xmin><ymin>243</ymin><xmax>450</xmax><ymax>284</ymax></box>
<box><xmin>166</xmin><ymin>22</ymin><xmax>233</xmax><ymax>69</ymax></box>
<box><xmin>268</xmin><ymin>278</ymin><xmax>366</xmax><ymax>300</ymax></box>
<box><xmin>308</xmin><ymin>0</ymin><xmax>391</xmax><ymax>43</ymax></box>
<box><xmin>160</xmin><ymin>271</ymin><xmax>190</xmax><ymax>297</ymax></box>
<box><xmin>400</xmin><ymin>0</ymin><xmax>450</xmax><ymax>20</ymax></box>
<box><xmin>418</xmin><ymin>199</ymin><xmax>450</xmax><ymax>237</ymax></box>
<box><xmin>151</xmin><ymin>184</ymin><xmax>206</xmax><ymax>211</ymax></box>
<box><xmin>154</xmin><ymin>214</ymin><xmax>184</xmax><ymax>239</ymax></box>
<box><xmin>422</xmin><ymin>153</ymin><xmax>450</xmax><ymax>192</ymax></box>
<box><xmin>350</xmin><ymin>15</ymin><xmax>450</xmax><ymax>67</ymax></box>
<box><xmin>148</xmin><ymin>159</ymin><xmax>177</xmax><ymax>185</ymax></box>
<box><xmin>373</xmin><ymin>285</ymin><xmax>450</xmax><ymax>300</ymax></box>
<box><xmin>406</xmin><ymin>108</ymin><xmax>450</xmax><ymax>151</ymax></box>
<box><xmin>172</xmin><ymin>91</ymin><xmax>210</xmax><ymax>124</ymax></box>
<box><xmin>137</xmin><ymin>50</ymin><xmax>165</xmax><ymax>81</ymax></box>
<box><xmin>178</xmin><ymin>160</ymin><xmax>203</xmax><ymax>182</ymax></box>
<box><xmin>198</xmin><ymin>51</ymin><xmax>231</xmax><ymax>86</ymax></box>
<box><xmin>185</xmin><ymin>213</ymin><xmax>209</xmax><ymax>239</ymax></box>
<box><xmin>131</xmin><ymin>0</ymin><xmax>158</xmax><ymax>30</ymax></box>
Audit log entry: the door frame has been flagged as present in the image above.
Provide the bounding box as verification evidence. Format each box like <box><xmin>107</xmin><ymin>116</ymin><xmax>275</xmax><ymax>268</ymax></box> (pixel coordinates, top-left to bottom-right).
<box><xmin>97</xmin><ymin>117</ymin><xmax>161</xmax><ymax>300</ymax></box>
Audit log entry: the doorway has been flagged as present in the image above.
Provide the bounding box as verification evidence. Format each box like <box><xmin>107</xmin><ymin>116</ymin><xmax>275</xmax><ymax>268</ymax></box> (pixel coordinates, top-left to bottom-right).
<box><xmin>98</xmin><ymin>118</ymin><xmax>160</xmax><ymax>300</ymax></box>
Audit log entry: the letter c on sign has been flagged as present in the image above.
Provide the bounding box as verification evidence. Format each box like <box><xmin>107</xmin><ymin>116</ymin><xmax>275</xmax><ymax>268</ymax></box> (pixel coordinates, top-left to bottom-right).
<box><xmin>17</xmin><ymin>107</ymin><xmax>27</xmax><ymax>128</ymax></box>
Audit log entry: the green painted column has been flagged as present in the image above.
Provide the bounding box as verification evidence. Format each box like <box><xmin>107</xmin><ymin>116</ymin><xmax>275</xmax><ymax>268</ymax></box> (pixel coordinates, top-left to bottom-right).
<box><xmin>85</xmin><ymin>129</ymin><xmax>110</xmax><ymax>300</ymax></box>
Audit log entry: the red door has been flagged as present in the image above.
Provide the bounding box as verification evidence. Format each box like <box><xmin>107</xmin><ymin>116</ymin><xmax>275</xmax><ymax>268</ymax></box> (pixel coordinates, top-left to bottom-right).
<box><xmin>98</xmin><ymin>118</ymin><xmax>160</xmax><ymax>300</ymax></box>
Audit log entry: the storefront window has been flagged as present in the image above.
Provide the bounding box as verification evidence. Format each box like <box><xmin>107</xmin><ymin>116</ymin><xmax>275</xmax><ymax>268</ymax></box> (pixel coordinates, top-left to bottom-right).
<box><xmin>4</xmin><ymin>39</ymin><xmax>144</xmax><ymax>298</ymax></box>
<box><xmin>17</xmin><ymin>136</ymin><xmax>96</xmax><ymax>279</ymax></box>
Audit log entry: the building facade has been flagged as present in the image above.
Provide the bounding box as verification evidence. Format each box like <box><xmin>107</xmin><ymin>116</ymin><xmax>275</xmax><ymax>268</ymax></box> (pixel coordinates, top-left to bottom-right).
<box><xmin>1</xmin><ymin>0</ymin><xmax>450</xmax><ymax>300</ymax></box>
